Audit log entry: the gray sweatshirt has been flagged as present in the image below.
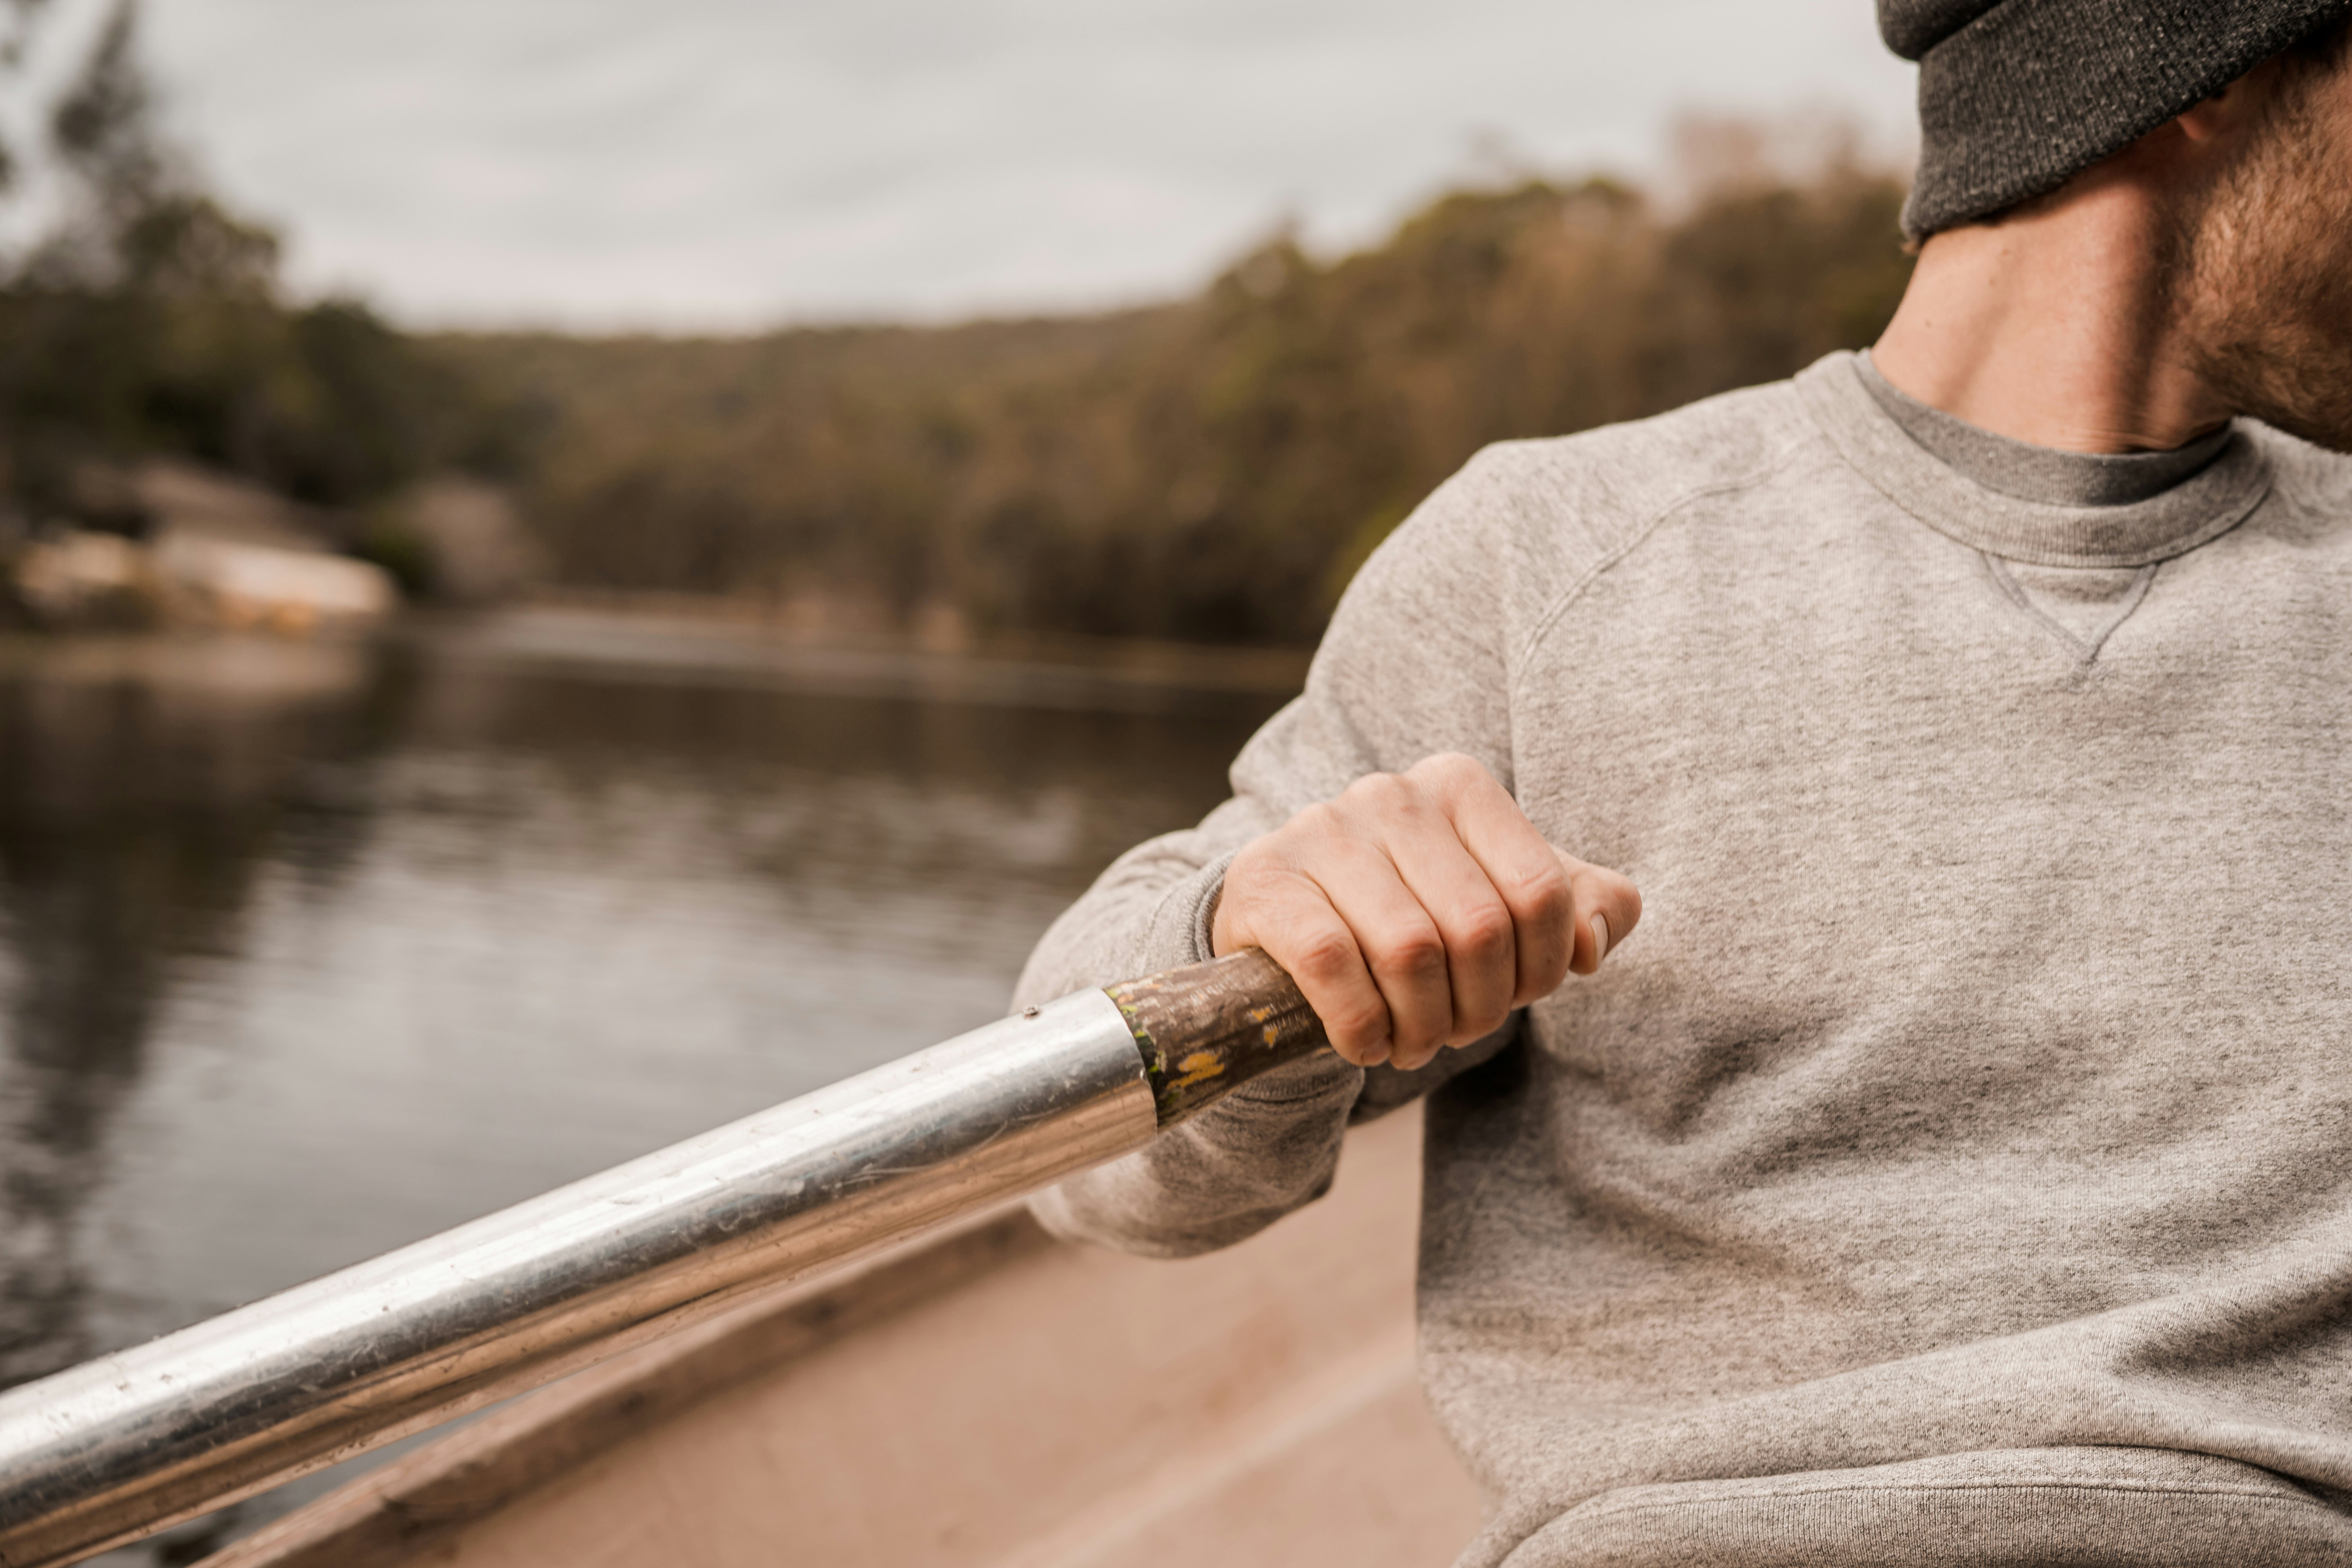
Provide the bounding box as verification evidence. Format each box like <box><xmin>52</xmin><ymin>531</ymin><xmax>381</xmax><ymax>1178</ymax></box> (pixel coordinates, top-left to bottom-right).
<box><xmin>1016</xmin><ymin>352</ymin><xmax>2352</xmax><ymax>1567</ymax></box>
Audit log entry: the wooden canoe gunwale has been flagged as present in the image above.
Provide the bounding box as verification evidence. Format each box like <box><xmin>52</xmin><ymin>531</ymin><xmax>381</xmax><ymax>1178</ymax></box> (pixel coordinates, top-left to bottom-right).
<box><xmin>200</xmin><ymin>1209</ymin><xmax>1054</xmax><ymax>1568</ymax></box>
<box><xmin>197</xmin><ymin>1111</ymin><xmax>1479</xmax><ymax>1568</ymax></box>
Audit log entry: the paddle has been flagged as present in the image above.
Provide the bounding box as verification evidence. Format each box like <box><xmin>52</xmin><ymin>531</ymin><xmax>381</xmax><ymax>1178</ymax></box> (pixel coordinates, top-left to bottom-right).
<box><xmin>0</xmin><ymin>951</ymin><xmax>1329</xmax><ymax>1568</ymax></box>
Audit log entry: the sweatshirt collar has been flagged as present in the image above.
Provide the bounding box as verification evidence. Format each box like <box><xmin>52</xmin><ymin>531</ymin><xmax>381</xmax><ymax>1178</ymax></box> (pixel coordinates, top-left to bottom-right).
<box><xmin>1795</xmin><ymin>351</ymin><xmax>2273</xmax><ymax>568</ymax></box>
<box><xmin>1853</xmin><ymin>350</ymin><xmax>2233</xmax><ymax>508</ymax></box>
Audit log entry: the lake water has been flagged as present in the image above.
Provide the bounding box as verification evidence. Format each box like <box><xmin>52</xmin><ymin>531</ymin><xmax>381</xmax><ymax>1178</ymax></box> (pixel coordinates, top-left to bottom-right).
<box><xmin>0</xmin><ymin>613</ymin><xmax>1289</xmax><ymax>1561</ymax></box>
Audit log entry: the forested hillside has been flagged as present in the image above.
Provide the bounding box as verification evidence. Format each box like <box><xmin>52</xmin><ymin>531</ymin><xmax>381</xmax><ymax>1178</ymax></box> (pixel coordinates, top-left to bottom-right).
<box><xmin>5</xmin><ymin>5</ymin><xmax>1914</xmax><ymax>648</ymax></box>
<box><xmin>443</xmin><ymin>165</ymin><xmax>1912</xmax><ymax>646</ymax></box>
<box><xmin>0</xmin><ymin>3</ymin><xmax>515</xmax><ymax>530</ymax></box>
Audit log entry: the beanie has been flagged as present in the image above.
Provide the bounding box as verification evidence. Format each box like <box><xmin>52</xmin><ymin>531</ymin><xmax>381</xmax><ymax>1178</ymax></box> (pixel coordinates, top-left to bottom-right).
<box><xmin>1886</xmin><ymin>0</ymin><xmax>2352</xmax><ymax>238</ymax></box>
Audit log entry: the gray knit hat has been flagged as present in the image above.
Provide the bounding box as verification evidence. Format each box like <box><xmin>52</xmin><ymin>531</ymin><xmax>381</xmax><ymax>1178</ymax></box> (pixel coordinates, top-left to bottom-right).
<box><xmin>1887</xmin><ymin>0</ymin><xmax>2352</xmax><ymax>238</ymax></box>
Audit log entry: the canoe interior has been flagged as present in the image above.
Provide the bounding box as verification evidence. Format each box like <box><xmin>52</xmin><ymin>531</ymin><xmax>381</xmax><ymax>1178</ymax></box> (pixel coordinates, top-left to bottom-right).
<box><xmin>199</xmin><ymin>1105</ymin><xmax>1478</xmax><ymax>1568</ymax></box>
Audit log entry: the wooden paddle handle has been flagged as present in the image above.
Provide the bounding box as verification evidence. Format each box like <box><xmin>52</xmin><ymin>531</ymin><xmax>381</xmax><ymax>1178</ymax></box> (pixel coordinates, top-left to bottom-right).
<box><xmin>1105</xmin><ymin>949</ymin><xmax>1332</xmax><ymax>1126</ymax></box>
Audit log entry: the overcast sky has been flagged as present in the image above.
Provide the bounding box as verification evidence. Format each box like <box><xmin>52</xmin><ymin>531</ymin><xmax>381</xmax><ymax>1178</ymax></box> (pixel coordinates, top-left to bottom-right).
<box><xmin>77</xmin><ymin>0</ymin><xmax>1916</xmax><ymax>332</ymax></box>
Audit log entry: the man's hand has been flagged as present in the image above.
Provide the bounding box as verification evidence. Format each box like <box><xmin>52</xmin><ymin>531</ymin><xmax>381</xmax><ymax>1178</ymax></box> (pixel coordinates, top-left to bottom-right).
<box><xmin>1210</xmin><ymin>753</ymin><xmax>1641</xmax><ymax>1071</ymax></box>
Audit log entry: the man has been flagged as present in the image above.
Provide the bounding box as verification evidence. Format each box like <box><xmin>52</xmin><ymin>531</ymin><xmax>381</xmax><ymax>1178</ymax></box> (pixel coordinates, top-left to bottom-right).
<box><xmin>1019</xmin><ymin>3</ymin><xmax>2352</xmax><ymax>1563</ymax></box>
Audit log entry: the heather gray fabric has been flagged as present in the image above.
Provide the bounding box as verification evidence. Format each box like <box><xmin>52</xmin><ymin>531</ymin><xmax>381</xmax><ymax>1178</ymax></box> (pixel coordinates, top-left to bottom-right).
<box><xmin>1019</xmin><ymin>350</ymin><xmax>2352</xmax><ymax>1566</ymax></box>
<box><xmin>1885</xmin><ymin>0</ymin><xmax>2352</xmax><ymax>238</ymax></box>
<box><xmin>1854</xmin><ymin>349</ymin><xmax>2230</xmax><ymax>505</ymax></box>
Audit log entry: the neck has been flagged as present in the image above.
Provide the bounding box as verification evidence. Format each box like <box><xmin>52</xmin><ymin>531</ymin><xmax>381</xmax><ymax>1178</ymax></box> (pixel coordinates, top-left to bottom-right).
<box><xmin>1871</xmin><ymin>160</ymin><xmax>2231</xmax><ymax>455</ymax></box>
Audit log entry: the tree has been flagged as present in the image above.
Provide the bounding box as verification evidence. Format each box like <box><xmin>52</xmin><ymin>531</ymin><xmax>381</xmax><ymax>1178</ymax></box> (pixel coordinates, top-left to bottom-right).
<box><xmin>0</xmin><ymin>0</ymin><xmax>55</xmax><ymax>196</ymax></box>
<box><xmin>0</xmin><ymin>1</ymin><xmax>523</xmax><ymax>530</ymax></box>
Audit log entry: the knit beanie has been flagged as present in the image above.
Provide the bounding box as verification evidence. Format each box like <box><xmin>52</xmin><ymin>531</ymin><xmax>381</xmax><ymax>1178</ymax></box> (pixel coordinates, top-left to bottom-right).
<box><xmin>1886</xmin><ymin>0</ymin><xmax>2352</xmax><ymax>238</ymax></box>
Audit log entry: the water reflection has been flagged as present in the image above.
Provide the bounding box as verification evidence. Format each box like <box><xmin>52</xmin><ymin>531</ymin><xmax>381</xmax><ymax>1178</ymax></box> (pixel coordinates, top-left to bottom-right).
<box><xmin>0</xmin><ymin>624</ymin><xmax>1278</xmax><ymax>1425</ymax></box>
<box><xmin>0</xmin><ymin>637</ymin><xmax>390</xmax><ymax>1387</ymax></box>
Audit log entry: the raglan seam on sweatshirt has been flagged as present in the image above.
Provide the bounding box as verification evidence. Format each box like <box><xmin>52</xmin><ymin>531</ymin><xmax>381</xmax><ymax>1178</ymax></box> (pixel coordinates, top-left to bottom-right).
<box><xmin>1508</xmin><ymin>432</ymin><xmax>1819</xmax><ymax>701</ymax></box>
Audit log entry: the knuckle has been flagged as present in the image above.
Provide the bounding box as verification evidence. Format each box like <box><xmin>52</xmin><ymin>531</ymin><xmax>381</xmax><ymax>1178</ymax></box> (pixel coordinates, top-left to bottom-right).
<box><xmin>1506</xmin><ymin>860</ymin><xmax>1572</xmax><ymax>921</ymax></box>
<box><xmin>1453</xmin><ymin>897</ymin><xmax>1515</xmax><ymax>962</ymax></box>
<box><xmin>1409</xmin><ymin>751</ymin><xmax>1488</xmax><ymax>800</ymax></box>
<box><xmin>1369</xmin><ymin>921</ymin><xmax>1447</xmax><ymax>979</ymax></box>
<box><xmin>1410</xmin><ymin>750</ymin><xmax>1479</xmax><ymax>783</ymax></box>
<box><xmin>1342</xmin><ymin>770</ymin><xmax>1413</xmax><ymax>817</ymax></box>
<box><xmin>1288</xmin><ymin>928</ymin><xmax>1357</xmax><ymax>983</ymax></box>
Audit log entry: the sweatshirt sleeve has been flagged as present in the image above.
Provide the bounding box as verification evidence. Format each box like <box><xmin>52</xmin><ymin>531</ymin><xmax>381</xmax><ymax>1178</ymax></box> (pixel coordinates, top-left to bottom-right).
<box><xmin>1018</xmin><ymin>447</ymin><xmax>1528</xmax><ymax>1259</ymax></box>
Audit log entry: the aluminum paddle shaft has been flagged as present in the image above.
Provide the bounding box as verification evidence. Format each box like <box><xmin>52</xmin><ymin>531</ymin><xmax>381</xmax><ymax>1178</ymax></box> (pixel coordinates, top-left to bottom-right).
<box><xmin>0</xmin><ymin>950</ymin><xmax>1327</xmax><ymax>1568</ymax></box>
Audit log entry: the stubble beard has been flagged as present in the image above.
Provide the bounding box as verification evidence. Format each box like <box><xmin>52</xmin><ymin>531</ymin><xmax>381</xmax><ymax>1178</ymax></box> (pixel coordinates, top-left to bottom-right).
<box><xmin>2183</xmin><ymin>58</ymin><xmax>2352</xmax><ymax>454</ymax></box>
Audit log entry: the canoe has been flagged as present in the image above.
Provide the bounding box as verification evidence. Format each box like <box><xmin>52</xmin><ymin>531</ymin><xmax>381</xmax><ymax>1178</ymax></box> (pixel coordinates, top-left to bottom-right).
<box><xmin>201</xmin><ymin>1107</ymin><xmax>1477</xmax><ymax>1568</ymax></box>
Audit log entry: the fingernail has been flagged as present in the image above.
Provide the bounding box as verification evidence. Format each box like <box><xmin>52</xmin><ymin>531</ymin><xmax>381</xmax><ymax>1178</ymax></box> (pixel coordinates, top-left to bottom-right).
<box><xmin>1359</xmin><ymin>1037</ymin><xmax>1392</xmax><ymax>1067</ymax></box>
<box><xmin>1590</xmin><ymin>913</ymin><xmax>1611</xmax><ymax>964</ymax></box>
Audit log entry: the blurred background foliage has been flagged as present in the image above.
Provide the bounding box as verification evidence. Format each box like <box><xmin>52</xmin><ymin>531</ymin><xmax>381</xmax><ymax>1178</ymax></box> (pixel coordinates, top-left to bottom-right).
<box><xmin>3</xmin><ymin>0</ymin><xmax>1914</xmax><ymax>646</ymax></box>
<box><xmin>0</xmin><ymin>1</ymin><xmax>526</xmax><ymax>527</ymax></box>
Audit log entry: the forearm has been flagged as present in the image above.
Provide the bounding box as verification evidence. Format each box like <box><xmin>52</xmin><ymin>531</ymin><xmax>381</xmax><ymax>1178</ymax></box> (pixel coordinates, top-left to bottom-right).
<box><xmin>1016</xmin><ymin>797</ymin><xmax>1369</xmax><ymax>1256</ymax></box>
<box><xmin>1029</xmin><ymin>1049</ymin><xmax>1363</xmax><ymax>1258</ymax></box>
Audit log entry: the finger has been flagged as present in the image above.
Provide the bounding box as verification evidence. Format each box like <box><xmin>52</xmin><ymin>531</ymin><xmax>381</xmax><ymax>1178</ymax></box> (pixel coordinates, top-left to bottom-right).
<box><xmin>1297</xmin><ymin>838</ymin><xmax>1455</xmax><ymax>1066</ymax></box>
<box><xmin>1215</xmin><ymin>868</ymin><xmax>1397</xmax><ymax>1068</ymax></box>
<box><xmin>1374</xmin><ymin>818</ymin><xmax>1518</xmax><ymax>1063</ymax></box>
<box><xmin>1566</xmin><ymin>859</ymin><xmax>1643</xmax><ymax>976</ymax></box>
<box><xmin>1426</xmin><ymin>769</ymin><xmax>1577</xmax><ymax>1008</ymax></box>
<box><xmin>1271</xmin><ymin>905</ymin><xmax>1397</xmax><ymax>1068</ymax></box>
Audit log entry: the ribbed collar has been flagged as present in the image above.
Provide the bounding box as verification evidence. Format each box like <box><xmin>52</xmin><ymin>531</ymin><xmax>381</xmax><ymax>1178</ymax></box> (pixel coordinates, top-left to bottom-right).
<box><xmin>1795</xmin><ymin>351</ymin><xmax>2273</xmax><ymax>568</ymax></box>
<box><xmin>1854</xmin><ymin>350</ymin><xmax>2232</xmax><ymax>508</ymax></box>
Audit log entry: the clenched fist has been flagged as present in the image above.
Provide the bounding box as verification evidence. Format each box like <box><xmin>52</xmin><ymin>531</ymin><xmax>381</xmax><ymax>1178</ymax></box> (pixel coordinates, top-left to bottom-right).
<box><xmin>1211</xmin><ymin>753</ymin><xmax>1641</xmax><ymax>1071</ymax></box>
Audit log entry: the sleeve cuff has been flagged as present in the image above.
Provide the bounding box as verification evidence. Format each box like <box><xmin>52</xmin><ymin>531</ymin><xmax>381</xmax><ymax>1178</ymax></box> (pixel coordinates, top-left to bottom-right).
<box><xmin>1182</xmin><ymin>850</ymin><xmax>1236</xmax><ymax>964</ymax></box>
